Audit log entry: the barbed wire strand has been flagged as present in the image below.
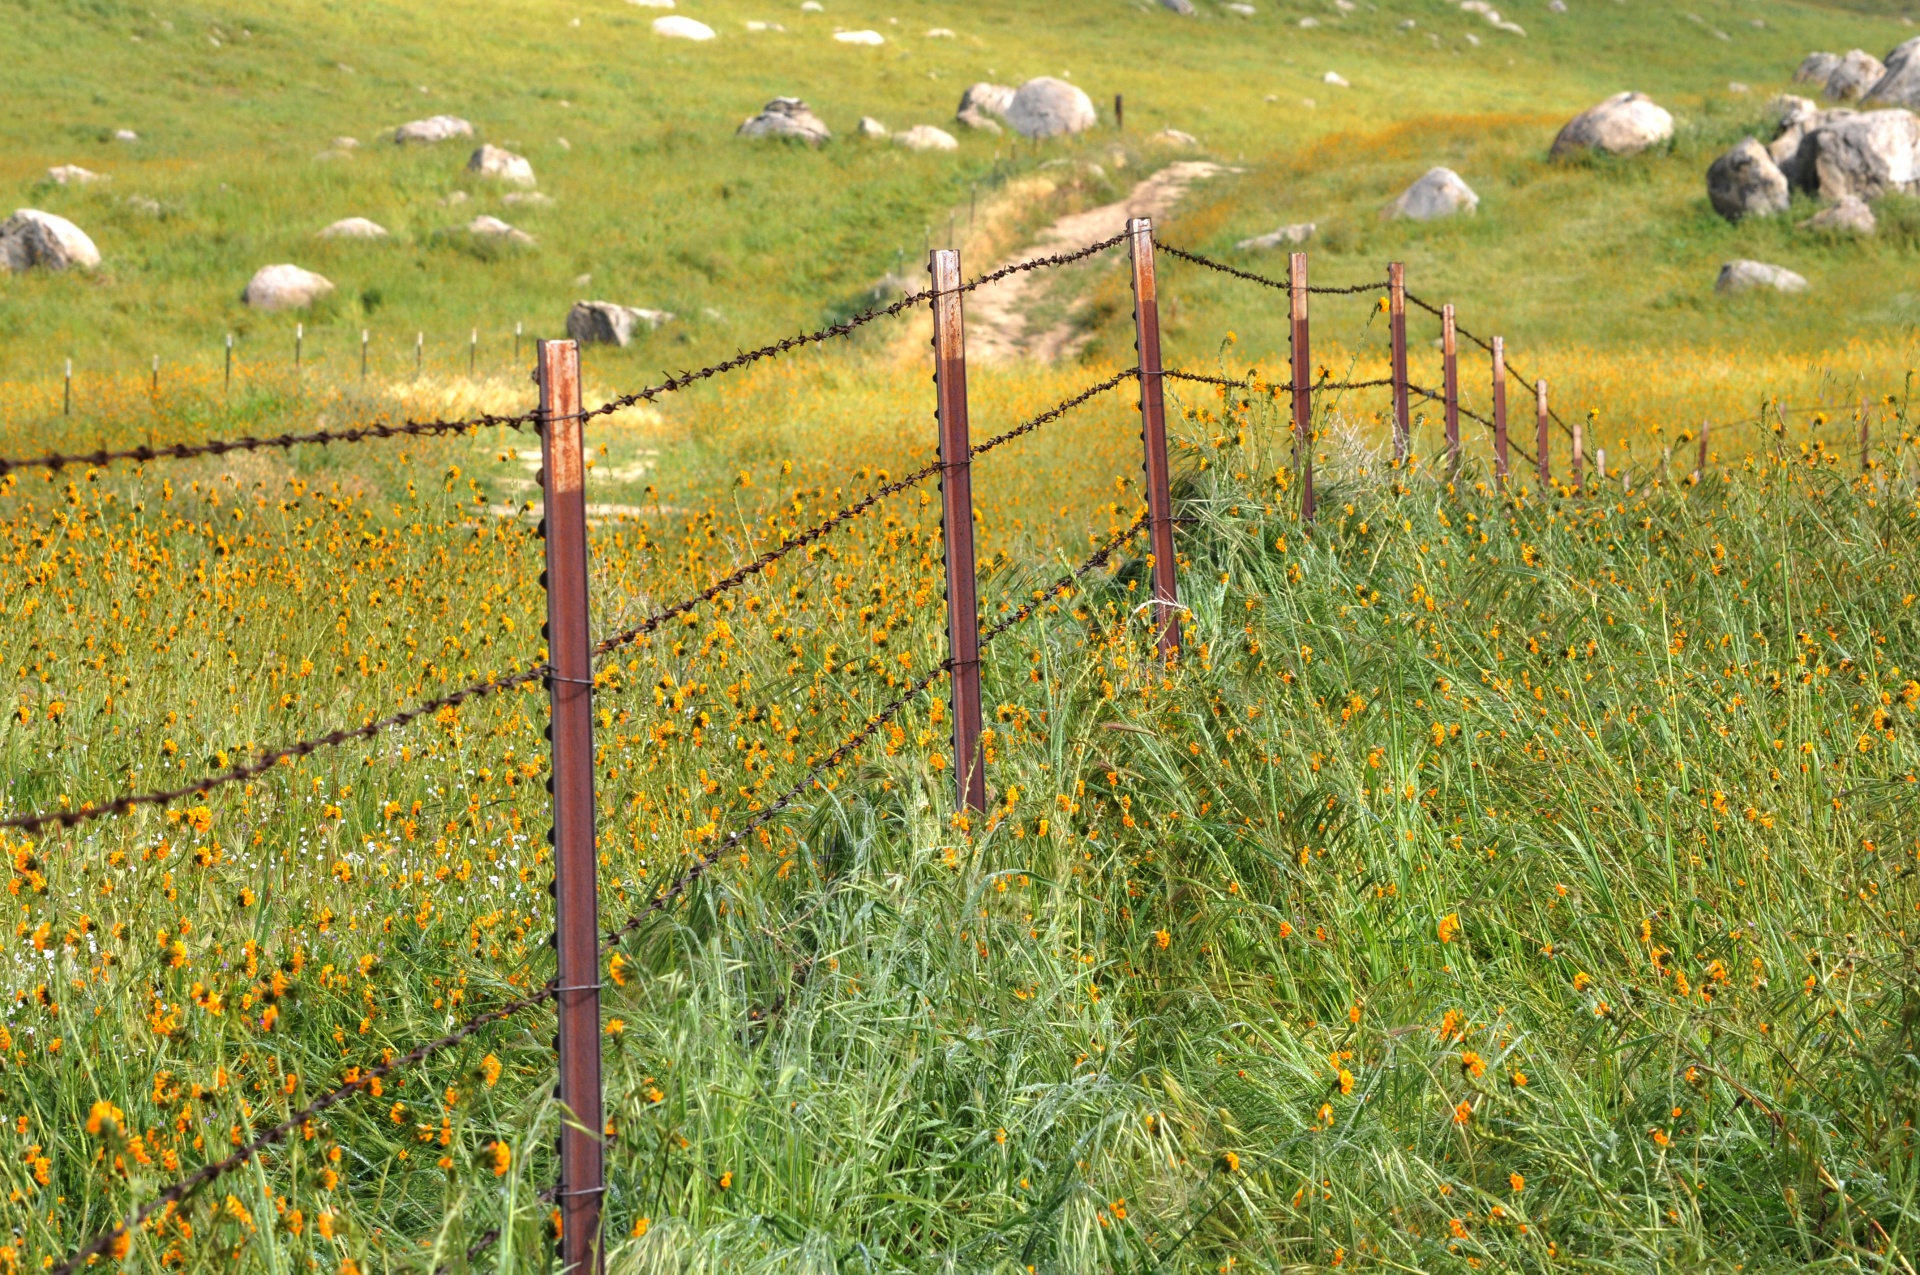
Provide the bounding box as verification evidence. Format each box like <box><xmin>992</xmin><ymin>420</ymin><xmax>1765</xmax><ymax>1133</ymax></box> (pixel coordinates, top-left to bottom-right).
<box><xmin>1402</xmin><ymin>291</ymin><xmax>1576</xmax><ymax>444</ymax></box>
<box><xmin>1156</xmin><ymin>243</ymin><xmax>1386</xmax><ymax>296</ymax></box>
<box><xmin>1408</xmin><ymin>385</ymin><xmax>1540</xmax><ymax>471</ymax></box>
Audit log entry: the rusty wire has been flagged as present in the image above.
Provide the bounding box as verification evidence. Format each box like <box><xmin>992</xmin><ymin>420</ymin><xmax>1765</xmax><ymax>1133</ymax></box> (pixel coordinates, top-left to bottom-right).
<box><xmin>1156</xmin><ymin>244</ymin><xmax>1386</xmax><ymax>296</ymax></box>
<box><xmin>1408</xmin><ymin>384</ymin><xmax>1540</xmax><ymax>471</ymax></box>
<box><xmin>1403</xmin><ymin>291</ymin><xmax>1574</xmax><ymax>444</ymax></box>
<box><xmin>1161</xmin><ymin>369</ymin><xmax>1396</xmax><ymax>394</ymax></box>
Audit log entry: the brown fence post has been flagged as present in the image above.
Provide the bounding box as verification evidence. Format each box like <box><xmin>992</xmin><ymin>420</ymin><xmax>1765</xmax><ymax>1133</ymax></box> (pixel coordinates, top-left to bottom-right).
<box><xmin>1861</xmin><ymin>397</ymin><xmax>1871</xmax><ymax>473</ymax></box>
<box><xmin>1388</xmin><ymin>262</ymin><xmax>1409</xmax><ymax>464</ymax></box>
<box><xmin>1535</xmin><ymin>380</ymin><xmax>1550</xmax><ymax>486</ymax></box>
<box><xmin>1128</xmin><ymin>218</ymin><xmax>1180</xmax><ymax>661</ymax></box>
<box><xmin>929</xmin><ymin>248</ymin><xmax>987</xmax><ymax>813</ymax></box>
<box><xmin>1491</xmin><ymin>335</ymin><xmax>1508</xmax><ymax>489</ymax></box>
<box><xmin>1290</xmin><ymin>251</ymin><xmax>1314</xmax><ymax>522</ymax></box>
<box><xmin>1696</xmin><ymin>419</ymin><xmax>1709</xmax><ymax>481</ymax></box>
<box><xmin>1572</xmin><ymin>416</ymin><xmax>1585</xmax><ymax>490</ymax></box>
<box><xmin>537</xmin><ymin>338</ymin><xmax>605</xmax><ymax>1275</ymax></box>
<box><xmin>1442</xmin><ymin>304</ymin><xmax>1460</xmax><ymax>480</ymax></box>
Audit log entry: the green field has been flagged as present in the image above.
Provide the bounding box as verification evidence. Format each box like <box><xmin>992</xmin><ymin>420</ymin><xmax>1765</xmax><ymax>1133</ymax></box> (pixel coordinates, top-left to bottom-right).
<box><xmin>6</xmin><ymin>0</ymin><xmax>1920</xmax><ymax>1272</ymax></box>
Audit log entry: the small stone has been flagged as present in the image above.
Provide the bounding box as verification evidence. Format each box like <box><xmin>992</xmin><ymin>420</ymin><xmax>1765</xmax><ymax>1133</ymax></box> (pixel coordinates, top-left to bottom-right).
<box><xmin>926</xmin><ymin>27</ymin><xmax>955</xmax><ymax>37</ymax></box>
<box><xmin>833</xmin><ymin>28</ymin><xmax>884</xmax><ymax>43</ymax></box>
<box><xmin>0</xmin><ymin>210</ymin><xmax>101</xmax><ymax>272</ymax></box>
<box><xmin>114</xmin><ymin>129</ymin><xmax>138</xmax><ymax>142</ymax></box>
<box><xmin>653</xmin><ymin>15</ymin><xmax>716</xmax><ymax>39</ymax></box>
<box><xmin>857</xmin><ymin>116</ymin><xmax>890</xmax><ymax>138</ymax></box>
<box><xmin>1728</xmin><ymin>82</ymin><xmax>1749</xmax><ymax>94</ymax></box>
<box><xmin>1387</xmin><ymin>167</ymin><xmax>1478</xmax><ymax>219</ymax></box>
<box><xmin>1547</xmin><ymin>0</ymin><xmax>1566</xmax><ymax>11</ymax></box>
<box><xmin>1237</xmin><ymin>222</ymin><xmax>1315</xmax><ymax>248</ymax></box>
<box><xmin>738</xmin><ymin>98</ymin><xmax>832</xmax><ymax>144</ymax></box>
<box><xmin>894</xmin><ymin>124</ymin><xmax>957</xmax><ymax>151</ymax></box>
<box><xmin>332</xmin><ymin>136</ymin><xmax>361</xmax><ymax>150</ymax></box>
<box><xmin>467</xmin><ymin>215</ymin><xmax>534</xmax><ymax>245</ymax></box>
<box><xmin>1225</xmin><ymin>3</ymin><xmax>1256</xmax><ymax>13</ymax></box>
<box><xmin>502</xmin><ymin>191</ymin><xmax>555</xmax><ymax>207</ymax></box>
<box><xmin>800</xmin><ymin>0</ymin><xmax>823</xmax><ymax>9</ymax></box>
<box><xmin>394</xmin><ymin>115</ymin><xmax>473</xmax><ymax>145</ymax></box>
<box><xmin>242</xmin><ymin>263</ymin><xmax>333</xmax><ymax>310</ymax></box>
<box><xmin>1800</xmin><ymin>195</ymin><xmax>1876</xmax><ymax>233</ymax></box>
<box><xmin>567</xmin><ymin>301</ymin><xmax>674</xmax><ymax>346</ymax></box>
<box><xmin>1323</xmin><ymin>71</ymin><xmax>1350</xmax><ymax>87</ymax></box>
<box><xmin>1159</xmin><ymin>0</ymin><xmax>1197</xmax><ymax>13</ymax></box>
<box><xmin>1151</xmin><ymin>128</ymin><xmax>1200</xmax><ymax>147</ymax></box>
<box><xmin>1715</xmin><ymin>259</ymin><xmax>1808</xmax><ymax>293</ymax></box>
<box><xmin>467</xmin><ymin>144</ymin><xmax>536</xmax><ymax>186</ymax></box>
<box><xmin>446</xmin><ymin>190</ymin><xmax>471</xmax><ymax>205</ymax></box>
<box><xmin>626</xmin><ymin>0</ymin><xmax>674</xmax><ymax>6</ymax></box>
<box><xmin>317</xmin><ymin>217</ymin><xmax>388</xmax><ymax>239</ymax></box>
<box><xmin>125</xmin><ymin>196</ymin><xmax>162</xmax><ymax>217</ymax></box>
<box><xmin>1298</xmin><ymin>16</ymin><xmax>1320</xmax><ymax>27</ymax></box>
<box><xmin>46</xmin><ymin>165</ymin><xmax>105</xmax><ymax>185</ymax></box>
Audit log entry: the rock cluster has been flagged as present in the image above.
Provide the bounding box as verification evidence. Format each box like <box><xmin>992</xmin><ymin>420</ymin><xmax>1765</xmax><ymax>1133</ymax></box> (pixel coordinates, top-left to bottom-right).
<box><xmin>568</xmin><ymin>301</ymin><xmax>674</xmax><ymax>346</ymax></box>
<box><xmin>0</xmin><ymin>210</ymin><xmax>100</xmax><ymax>272</ymax></box>
<box><xmin>738</xmin><ymin>98</ymin><xmax>832</xmax><ymax>144</ymax></box>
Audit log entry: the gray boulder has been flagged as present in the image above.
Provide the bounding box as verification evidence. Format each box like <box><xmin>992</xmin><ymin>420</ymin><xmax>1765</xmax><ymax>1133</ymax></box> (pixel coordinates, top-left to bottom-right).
<box><xmin>1795</xmin><ymin>52</ymin><xmax>1841</xmax><ymax>85</ymax></box>
<box><xmin>956</xmin><ymin>82</ymin><xmax>1014</xmax><ymax>133</ymax></box>
<box><xmin>857</xmin><ymin>116</ymin><xmax>890</xmax><ymax>138</ymax></box>
<box><xmin>1549</xmin><ymin>91</ymin><xmax>1674</xmax><ymax>157</ymax></box>
<box><xmin>0</xmin><ymin>210</ymin><xmax>101</xmax><ymax>272</ymax></box>
<box><xmin>467</xmin><ymin>144</ymin><xmax>535</xmax><ymax>186</ymax></box>
<box><xmin>1706</xmin><ymin>138</ymin><xmax>1789</xmax><ymax>220</ymax></box>
<box><xmin>242</xmin><ymin>264</ymin><xmax>333</xmax><ymax>310</ymax></box>
<box><xmin>567</xmin><ymin>301</ymin><xmax>674</xmax><ymax>346</ymax></box>
<box><xmin>1805</xmin><ymin>109</ymin><xmax>1920</xmax><ymax>200</ymax></box>
<box><xmin>1767</xmin><ymin>95</ymin><xmax>1824</xmax><ymax>184</ymax></box>
<box><xmin>1867</xmin><ymin>36</ymin><xmax>1920</xmax><ymax>107</ymax></box>
<box><xmin>1716</xmin><ymin>259</ymin><xmax>1808</xmax><ymax>293</ymax></box>
<box><xmin>737</xmin><ymin>98</ymin><xmax>832</xmax><ymax>144</ymax></box>
<box><xmin>1801</xmin><ymin>195</ymin><xmax>1876</xmax><ymax>233</ymax></box>
<box><xmin>1826</xmin><ymin>49</ymin><xmax>1888</xmax><ymax>102</ymax></box>
<box><xmin>1387</xmin><ymin>166</ymin><xmax>1478</xmax><ymax>219</ymax></box>
<box><xmin>394</xmin><ymin>115</ymin><xmax>473</xmax><ymax>144</ymax></box>
<box><xmin>467</xmin><ymin>214</ymin><xmax>534</xmax><ymax>245</ymax></box>
<box><xmin>1007</xmin><ymin>78</ymin><xmax>1096</xmax><ymax>139</ymax></box>
<box><xmin>1160</xmin><ymin>0</ymin><xmax>1197</xmax><ymax>12</ymax></box>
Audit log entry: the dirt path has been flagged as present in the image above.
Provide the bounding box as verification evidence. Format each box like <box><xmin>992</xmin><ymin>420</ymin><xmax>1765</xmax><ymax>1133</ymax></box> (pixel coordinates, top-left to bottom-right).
<box><xmin>964</xmin><ymin>160</ymin><xmax>1227</xmax><ymax>363</ymax></box>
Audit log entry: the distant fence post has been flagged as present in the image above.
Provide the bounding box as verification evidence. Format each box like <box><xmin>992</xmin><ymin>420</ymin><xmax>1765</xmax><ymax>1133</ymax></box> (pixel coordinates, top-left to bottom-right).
<box><xmin>536</xmin><ymin>338</ymin><xmax>606</xmax><ymax>1275</ymax></box>
<box><xmin>295</xmin><ymin>322</ymin><xmax>304</xmax><ymax>370</ymax></box>
<box><xmin>415</xmin><ymin>331</ymin><xmax>424</xmax><ymax>378</ymax></box>
<box><xmin>1572</xmin><ymin>417</ymin><xmax>1585</xmax><ymax>490</ymax></box>
<box><xmin>1491</xmin><ymin>336</ymin><xmax>1508</xmax><ymax>489</ymax></box>
<box><xmin>1535</xmin><ymin>380</ymin><xmax>1550</xmax><ymax>486</ymax></box>
<box><xmin>225</xmin><ymin>334</ymin><xmax>234</xmax><ymax>397</ymax></box>
<box><xmin>1127</xmin><ymin>218</ymin><xmax>1181</xmax><ymax>661</ymax></box>
<box><xmin>63</xmin><ymin>359</ymin><xmax>71</xmax><ymax>417</ymax></box>
<box><xmin>151</xmin><ymin>354</ymin><xmax>160</xmax><ymax>397</ymax></box>
<box><xmin>1290</xmin><ymin>252</ymin><xmax>1314</xmax><ymax>522</ymax></box>
<box><xmin>361</xmin><ymin>329</ymin><xmax>369</xmax><ymax>383</ymax></box>
<box><xmin>1388</xmin><ymin>262</ymin><xmax>1409</xmax><ymax>464</ymax></box>
<box><xmin>1861</xmin><ymin>398</ymin><xmax>1871</xmax><ymax>473</ymax></box>
<box><xmin>929</xmin><ymin>249</ymin><xmax>987</xmax><ymax>814</ymax></box>
<box><xmin>1441</xmin><ymin>305</ymin><xmax>1459</xmax><ymax>480</ymax></box>
<box><xmin>1696</xmin><ymin>420</ymin><xmax>1709</xmax><ymax>482</ymax></box>
<box><xmin>1115</xmin><ymin>93</ymin><xmax>1125</xmax><ymax>131</ymax></box>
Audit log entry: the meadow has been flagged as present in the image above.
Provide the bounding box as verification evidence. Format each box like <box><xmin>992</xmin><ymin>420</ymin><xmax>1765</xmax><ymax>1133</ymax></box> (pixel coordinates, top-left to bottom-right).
<box><xmin>7</xmin><ymin>0</ymin><xmax>1920</xmax><ymax>1271</ymax></box>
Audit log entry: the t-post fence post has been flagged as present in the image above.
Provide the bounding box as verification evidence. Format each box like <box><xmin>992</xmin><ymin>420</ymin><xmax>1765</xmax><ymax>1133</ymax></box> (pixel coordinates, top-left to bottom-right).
<box><xmin>1127</xmin><ymin>218</ymin><xmax>1180</xmax><ymax>661</ymax></box>
<box><xmin>1535</xmin><ymin>380</ymin><xmax>1550</xmax><ymax>486</ymax></box>
<box><xmin>1442</xmin><ymin>305</ymin><xmax>1460</xmax><ymax>481</ymax></box>
<box><xmin>929</xmin><ymin>249</ymin><xmax>987</xmax><ymax>814</ymax></box>
<box><xmin>1290</xmin><ymin>251</ymin><xmax>1314</xmax><ymax>523</ymax></box>
<box><xmin>1491</xmin><ymin>336</ymin><xmax>1508</xmax><ymax>489</ymax></box>
<box><xmin>536</xmin><ymin>338</ymin><xmax>605</xmax><ymax>1275</ymax></box>
<box><xmin>1572</xmin><ymin>418</ymin><xmax>1585</xmax><ymax>490</ymax></box>
<box><xmin>1388</xmin><ymin>262</ymin><xmax>1410</xmax><ymax>464</ymax></box>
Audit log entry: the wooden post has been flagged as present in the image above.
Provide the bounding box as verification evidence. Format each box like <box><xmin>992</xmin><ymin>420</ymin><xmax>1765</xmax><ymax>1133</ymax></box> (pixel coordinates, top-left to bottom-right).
<box><xmin>63</xmin><ymin>359</ymin><xmax>71</xmax><ymax>416</ymax></box>
<box><xmin>1491</xmin><ymin>336</ymin><xmax>1508</xmax><ymax>489</ymax></box>
<box><xmin>1535</xmin><ymin>380</ymin><xmax>1550</xmax><ymax>486</ymax></box>
<box><xmin>1861</xmin><ymin>398</ymin><xmax>1871</xmax><ymax>473</ymax></box>
<box><xmin>537</xmin><ymin>339</ymin><xmax>605</xmax><ymax>1275</ymax></box>
<box><xmin>1128</xmin><ymin>218</ymin><xmax>1180</xmax><ymax>661</ymax></box>
<box><xmin>1441</xmin><ymin>305</ymin><xmax>1459</xmax><ymax>480</ymax></box>
<box><xmin>1388</xmin><ymin>262</ymin><xmax>1409</xmax><ymax>464</ymax></box>
<box><xmin>470</xmin><ymin>328</ymin><xmax>478</xmax><ymax>378</ymax></box>
<box><xmin>225</xmin><ymin>334</ymin><xmax>233</xmax><ymax>397</ymax></box>
<box><xmin>1115</xmin><ymin>93</ymin><xmax>1124</xmax><ymax>131</ymax></box>
<box><xmin>151</xmin><ymin>355</ymin><xmax>159</xmax><ymax>396</ymax></box>
<box><xmin>360</xmin><ymin>329</ymin><xmax>369</xmax><ymax>383</ymax></box>
<box><xmin>929</xmin><ymin>249</ymin><xmax>987</xmax><ymax>813</ymax></box>
<box><xmin>295</xmin><ymin>322</ymin><xmax>303</xmax><ymax>370</ymax></box>
<box><xmin>1572</xmin><ymin>418</ymin><xmax>1585</xmax><ymax>489</ymax></box>
<box><xmin>415</xmin><ymin>331</ymin><xmax>424</xmax><ymax>378</ymax></box>
<box><xmin>1696</xmin><ymin>420</ymin><xmax>1709</xmax><ymax>481</ymax></box>
<box><xmin>1290</xmin><ymin>252</ymin><xmax>1313</xmax><ymax>522</ymax></box>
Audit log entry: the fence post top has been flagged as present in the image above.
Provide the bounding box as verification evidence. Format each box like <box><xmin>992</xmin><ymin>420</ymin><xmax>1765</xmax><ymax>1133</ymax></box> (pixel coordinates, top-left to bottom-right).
<box><xmin>1127</xmin><ymin>215</ymin><xmax>1153</xmax><ymax>235</ymax></box>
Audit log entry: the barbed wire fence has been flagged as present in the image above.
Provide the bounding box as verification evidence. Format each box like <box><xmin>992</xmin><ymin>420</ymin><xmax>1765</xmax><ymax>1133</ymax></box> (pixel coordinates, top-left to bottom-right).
<box><xmin>25</xmin><ymin>221</ymin><xmax>1781</xmax><ymax>1274</ymax></box>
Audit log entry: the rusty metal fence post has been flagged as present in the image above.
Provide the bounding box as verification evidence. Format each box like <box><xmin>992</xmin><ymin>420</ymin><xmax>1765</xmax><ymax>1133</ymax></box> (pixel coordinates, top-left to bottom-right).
<box><xmin>1442</xmin><ymin>304</ymin><xmax>1459</xmax><ymax>480</ymax></box>
<box><xmin>1491</xmin><ymin>336</ymin><xmax>1508</xmax><ymax>489</ymax></box>
<box><xmin>1535</xmin><ymin>380</ymin><xmax>1550</xmax><ymax>486</ymax></box>
<box><xmin>1572</xmin><ymin>417</ymin><xmax>1585</xmax><ymax>490</ymax></box>
<box><xmin>537</xmin><ymin>339</ymin><xmax>606</xmax><ymax>1275</ymax></box>
<box><xmin>1696</xmin><ymin>420</ymin><xmax>1710</xmax><ymax>481</ymax></box>
<box><xmin>1290</xmin><ymin>252</ymin><xmax>1314</xmax><ymax>522</ymax></box>
<box><xmin>1388</xmin><ymin>262</ymin><xmax>1409</xmax><ymax>465</ymax></box>
<box><xmin>1128</xmin><ymin>218</ymin><xmax>1180</xmax><ymax>660</ymax></box>
<box><xmin>929</xmin><ymin>249</ymin><xmax>987</xmax><ymax>813</ymax></box>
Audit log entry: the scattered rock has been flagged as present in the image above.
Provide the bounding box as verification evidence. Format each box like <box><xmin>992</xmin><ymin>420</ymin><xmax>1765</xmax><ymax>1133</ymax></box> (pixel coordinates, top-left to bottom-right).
<box><xmin>1547</xmin><ymin>0</ymin><xmax>1566</xmax><ymax>11</ymax></box>
<box><xmin>926</xmin><ymin>27</ymin><xmax>955</xmax><ymax>37</ymax></box>
<box><xmin>467</xmin><ymin>215</ymin><xmax>534</xmax><ymax>244</ymax></box>
<box><xmin>0</xmin><ymin>210</ymin><xmax>101</xmax><ymax>272</ymax></box>
<box><xmin>317</xmin><ymin>217</ymin><xmax>388</xmax><ymax>239</ymax></box>
<box><xmin>1150</xmin><ymin>128</ymin><xmax>1200</xmax><ymax>147</ymax></box>
<box><xmin>1386</xmin><ymin>167</ymin><xmax>1478</xmax><ymax>219</ymax></box>
<box><xmin>1160</xmin><ymin>0</ymin><xmax>1197</xmax><ymax>13</ymax></box>
<box><xmin>1801</xmin><ymin>194</ymin><xmax>1876</xmax><ymax>233</ymax></box>
<box><xmin>1766</xmin><ymin>95</ymin><xmax>1824</xmax><ymax>184</ymax></box>
<box><xmin>1324</xmin><ymin>71</ymin><xmax>1350</xmax><ymax>87</ymax></box>
<box><xmin>1804</xmin><ymin>109</ymin><xmax>1920</xmax><ymax>200</ymax></box>
<box><xmin>332</xmin><ymin>136</ymin><xmax>361</xmax><ymax>150</ymax></box>
<box><xmin>1868</xmin><ymin>36</ymin><xmax>1920</xmax><ymax>107</ymax></box>
<box><xmin>1299</xmin><ymin>16</ymin><xmax>1319</xmax><ymax>27</ymax></box>
<box><xmin>857</xmin><ymin>116</ymin><xmax>890</xmax><ymax>138</ymax></box>
<box><xmin>1549</xmin><ymin>91</ymin><xmax>1674</xmax><ymax>157</ymax></box>
<box><xmin>114</xmin><ymin>129</ymin><xmax>138</xmax><ymax>142</ymax></box>
<box><xmin>801</xmin><ymin>1</ymin><xmax>823</xmax><ymax>10</ymax></box>
<box><xmin>125</xmin><ymin>196</ymin><xmax>162</xmax><ymax>217</ymax></box>
<box><xmin>467</xmin><ymin>144</ymin><xmax>535</xmax><ymax>186</ymax></box>
<box><xmin>626</xmin><ymin>0</ymin><xmax>674</xmax><ymax>6</ymax></box>
<box><xmin>567</xmin><ymin>301</ymin><xmax>674</xmax><ymax>345</ymax></box>
<box><xmin>46</xmin><ymin>165</ymin><xmax>105</xmax><ymax>185</ymax></box>
<box><xmin>1707</xmin><ymin>138</ymin><xmax>1790</xmax><ymax>219</ymax></box>
<box><xmin>1007</xmin><ymin>77</ymin><xmax>1097</xmax><ymax>139</ymax></box>
<box><xmin>833</xmin><ymin>28</ymin><xmax>883</xmax><ymax>43</ymax></box>
<box><xmin>1796</xmin><ymin>51</ymin><xmax>1841</xmax><ymax>84</ymax></box>
<box><xmin>894</xmin><ymin>124</ymin><xmax>958</xmax><ymax>151</ymax></box>
<box><xmin>1225</xmin><ymin>3</ymin><xmax>1257</xmax><ymax>13</ymax></box>
<box><xmin>956</xmin><ymin>82</ymin><xmax>1014</xmax><ymax>133</ymax></box>
<box><xmin>445</xmin><ymin>190</ymin><xmax>471</xmax><ymax>205</ymax></box>
<box><xmin>1729</xmin><ymin>82</ymin><xmax>1749</xmax><ymax>94</ymax></box>
<box><xmin>1237</xmin><ymin>222</ymin><xmax>1315</xmax><ymax>248</ymax></box>
<box><xmin>1715</xmin><ymin>259</ymin><xmax>1808</xmax><ymax>293</ymax></box>
<box><xmin>653</xmin><ymin>15</ymin><xmax>716</xmax><ymax>39</ymax></box>
<box><xmin>1826</xmin><ymin>49</ymin><xmax>1887</xmax><ymax>101</ymax></box>
<box><xmin>394</xmin><ymin>115</ymin><xmax>473</xmax><ymax>144</ymax></box>
<box><xmin>242</xmin><ymin>263</ymin><xmax>333</xmax><ymax>309</ymax></box>
<box><xmin>502</xmin><ymin>191</ymin><xmax>555</xmax><ymax>207</ymax></box>
<box><xmin>737</xmin><ymin>98</ymin><xmax>832</xmax><ymax>144</ymax></box>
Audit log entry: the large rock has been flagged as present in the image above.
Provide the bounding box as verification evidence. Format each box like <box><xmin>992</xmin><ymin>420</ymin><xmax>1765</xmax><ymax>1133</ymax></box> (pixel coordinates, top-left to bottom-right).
<box><xmin>1826</xmin><ymin>49</ymin><xmax>1888</xmax><ymax>102</ymax></box>
<box><xmin>1795</xmin><ymin>52</ymin><xmax>1842</xmax><ymax>85</ymax></box>
<box><xmin>652</xmin><ymin>15</ymin><xmax>715</xmax><ymax>39</ymax></box>
<box><xmin>467</xmin><ymin>144</ymin><xmax>535</xmax><ymax>186</ymax></box>
<box><xmin>1006</xmin><ymin>77</ymin><xmax>1096</xmax><ymax>139</ymax></box>
<box><xmin>318</xmin><ymin>217</ymin><xmax>388</xmax><ymax>239</ymax></box>
<box><xmin>0</xmin><ymin>210</ymin><xmax>100</xmax><ymax>272</ymax></box>
<box><xmin>394</xmin><ymin>115</ymin><xmax>473</xmax><ymax>144</ymax></box>
<box><xmin>737</xmin><ymin>98</ymin><xmax>832</xmax><ymax>144</ymax></box>
<box><xmin>467</xmin><ymin>215</ymin><xmax>534</xmax><ymax>244</ymax></box>
<box><xmin>956</xmin><ymin>82</ymin><xmax>1014</xmax><ymax>133</ymax></box>
<box><xmin>1387</xmin><ymin>167</ymin><xmax>1478</xmax><ymax>219</ymax></box>
<box><xmin>1549</xmin><ymin>91</ymin><xmax>1674</xmax><ymax>157</ymax></box>
<box><xmin>1805</xmin><ymin>109</ymin><xmax>1920</xmax><ymax>200</ymax></box>
<box><xmin>1801</xmin><ymin>195</ymin><xmax>1876</xmax><ymax>233</ymax></box>
<box><xmin>1867</xmin><ymin>36</ymin><xmax>1920</xmax><ymax>107</ymax></box>
<box><xmin>242</xmin><ymin>264</ymin><xmax>333</xmax><ymax>310</ymax></box>
<box><xmin>894</xmin><ymin>124</ymin><xmax>958</xmax><ymax>152</ymax></box>
<box><xmin>1716</xmin><ymin>259</ymin><xmax>1808</xmax><ymax>293</ymax></box>
<box><xmin>1767</xmin><ymin>95</ymin><xmax>1824</xmax><ymax>184</ymax></box>
<box><xmin>1706</xmin><ymin>138</ymin><xmax>1789</xmax><ymax>220</ymax></box>
<box><xmin>567</xmin><ymin>301</ymin><xmax>674</xmax><ymax>346</ymax></box>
